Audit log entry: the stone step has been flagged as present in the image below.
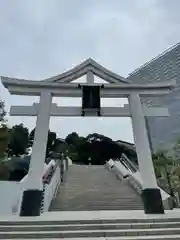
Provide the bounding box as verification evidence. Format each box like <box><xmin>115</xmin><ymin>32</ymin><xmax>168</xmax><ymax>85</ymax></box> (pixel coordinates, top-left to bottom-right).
<box><xmin>1</xmin><ymin>227</ymin><xmax>180</xmax><ymax>238</ymax></box>
<box><xmin>1</xmin><ymin>217</ymin><xmax>180</xmax><ymax>239</ymax></box>
<box><xmin>1</xmin><ymin>221</ymin><xmax>180</xmax><ymax>232</ymax></box>
<box><xmin>51</xmin><ymin>206</ymin><xmax>143</xmax><ymax>211</ymax></box>
<box><xmin>3</xmin><ymin>236</ymin><xmax>180</xmax><ymax>240</ymax></box>
<box><xmin>1</xmin><ymin>217</ymin><xmax>180</xmax><ymax>225</ymax></box>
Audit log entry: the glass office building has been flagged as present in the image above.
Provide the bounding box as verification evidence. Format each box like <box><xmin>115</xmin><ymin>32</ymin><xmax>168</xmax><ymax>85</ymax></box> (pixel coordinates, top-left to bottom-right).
<box><xmin>127</xmin><ymin>43</ymin><xmax>180</xmax><ymax>151</ymax></box>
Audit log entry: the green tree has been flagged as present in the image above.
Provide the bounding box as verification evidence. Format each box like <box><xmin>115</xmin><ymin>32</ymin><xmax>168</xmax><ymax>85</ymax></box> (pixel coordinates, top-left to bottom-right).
<box><xmin>86</xmin><ymin>133</ymin><xmax>122</xmax><ymax>165</ymax></box>
<box><xmin>0</xmin><ymin>99</ymin><xmax>8</xmax><ymax>159</ymax></box>
<box><xmin>64</xmin><ymin>132</ymin><xmax>123</xmax><ymax>165</ymax></box>
<box><xmin>75</xmin><ymin>137</ymin><xmax>90</xmax><ymax>164</ymax></box>
<box><xmin>152</xmin><ymin>150</ymin><xmax>177</xmax><ymax>203</ymax></box>
<box><xmin>0</xmin><ymin>100</ymin><xmax>11</xmax><ymax>180</ymax></box>
<box><xmin>152</xmin><ymin>150</ymin><xmax>168</xmax><ymax>178</ymax></box>
<box><xmin>0</xmin><ymin>100</ymin><xmax>6</xmax><ymax>123</ymax></box>
<box><xmin>29</xmin><ymin>128</ymin><xmax>57</xmax><ymax>157</ymax></box>
<box><xmin>46</xmin><ymin>131</ymin><xmax>57</xmax><ymax>157</ymax></box>
<box><xmin>28</xmin><ymin>128</ymin><xmax>35</xmax><ymax>147</ymax></box>
<box><xmin>65</xmin><ymin>132</ymin><xmax>79</xmax><ymax>146</ymax></box>
<box><xmin>8</xmin><ymin>124</ymin><xmax>29</xmax><ymax>157</ymax></box>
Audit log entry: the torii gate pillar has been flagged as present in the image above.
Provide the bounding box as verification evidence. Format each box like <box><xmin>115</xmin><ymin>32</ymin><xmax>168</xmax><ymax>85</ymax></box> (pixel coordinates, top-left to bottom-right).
<box><xmin>129</xmin><ymin>93</ymin><xmax>164</xmax><ymax>214</ymax></box>
<box><xmin>20</xmin><ymin>91</ymin><xmax>52</xmax><ymax>216</ymax></box>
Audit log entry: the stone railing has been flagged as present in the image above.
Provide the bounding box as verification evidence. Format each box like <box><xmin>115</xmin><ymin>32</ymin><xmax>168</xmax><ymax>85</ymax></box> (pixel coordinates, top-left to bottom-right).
<box><xmin>42</xmin><ymin>165</ymin><xmax>60</xmax><ymax>212</ymax></box>
<box><xmin>106</xmin><ymin>158</ymin><xmax>173</xmax><ymax>210</ymax></box>
<box><xmin>41</xmin><ymin>157</ymin><xmax>72</xmax><ymax>213</ymax></box>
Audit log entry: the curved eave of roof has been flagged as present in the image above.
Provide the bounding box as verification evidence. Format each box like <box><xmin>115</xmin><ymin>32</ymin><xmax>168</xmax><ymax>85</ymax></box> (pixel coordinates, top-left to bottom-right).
<box><xmin>42</xmin><ymin>58</ymin><xmax>129</xmax><ymax>84</ymax></box>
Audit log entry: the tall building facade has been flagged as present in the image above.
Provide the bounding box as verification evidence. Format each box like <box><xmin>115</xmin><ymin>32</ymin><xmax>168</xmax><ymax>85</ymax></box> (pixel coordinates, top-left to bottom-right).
<box><xmin>127</xmin><ymin>42</ymin><xmax>180</xmax><ymax>151</ymax></box>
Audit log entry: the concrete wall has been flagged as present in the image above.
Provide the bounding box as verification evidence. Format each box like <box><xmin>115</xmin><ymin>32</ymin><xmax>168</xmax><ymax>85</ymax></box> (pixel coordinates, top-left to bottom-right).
<box><xmin>0</xmin><ymin>161</ymin><xmax>58</xmax><ymax>216</ymax></box>
<box><xmin>0</xmin><ymin>181</ymin><xmax>22</xmax><ymax>216</ymax></box>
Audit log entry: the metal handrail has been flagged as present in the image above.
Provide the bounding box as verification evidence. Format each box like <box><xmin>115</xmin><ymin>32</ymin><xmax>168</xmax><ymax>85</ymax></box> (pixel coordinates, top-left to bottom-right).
<box><xmin>120</xmin><ymin>153</ymin><xmax>138</xmax><ymax>173</ymax></box>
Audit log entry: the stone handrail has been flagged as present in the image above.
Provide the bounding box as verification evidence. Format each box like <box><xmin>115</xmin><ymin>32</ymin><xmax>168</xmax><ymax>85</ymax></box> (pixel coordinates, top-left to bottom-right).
<box><xmin>106</xmin><ymin>158</ymin><xmax>172</xmax><ymax>210</ymax></box>
<box><xmin>42</xmin><ymin>165</ymin><xmax>60</xmax><ymax>212</ymax></box>
<box><xmin>119</xmin><ymin>154</ymin><xmax>173</xmax><ymax>198</ymax></box>
<box><xmin>41</xmin><ymin>157</ymin><xmax>71</xmax><ymax>213</ymax></box>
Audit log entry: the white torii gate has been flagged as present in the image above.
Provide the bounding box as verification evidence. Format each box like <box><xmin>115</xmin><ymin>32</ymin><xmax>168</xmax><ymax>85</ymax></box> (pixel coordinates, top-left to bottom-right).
<box><xmin>1</xmin><ymin>58</ymin><xmax>176</xmax><ymax>216</ymax></box>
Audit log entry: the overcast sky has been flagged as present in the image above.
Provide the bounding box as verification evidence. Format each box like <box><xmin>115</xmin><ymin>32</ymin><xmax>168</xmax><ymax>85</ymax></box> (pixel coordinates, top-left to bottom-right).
<box><xmin>0</xmin><ymin>0</ymin><xmax>180</xmax><ymax>142</ymax></box>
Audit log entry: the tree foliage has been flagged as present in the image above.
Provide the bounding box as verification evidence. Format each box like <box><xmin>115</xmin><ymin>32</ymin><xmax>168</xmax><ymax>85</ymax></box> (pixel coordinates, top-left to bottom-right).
<box><xmin>29</xmin><ymin>128</ymin><xmax>57</xmax><ymax>157</ymax></box>
<box><xmin>152</xmin><ymin>148</ymin><xmax>180</xmax><ymax>198</ymax></box>
<box><xmin>8</xmin><ymin>124</ymin><xmax>29</xmax><ymax>157</ymax></box>
<box><xmin>0</xmin><ymin>100</ymin><xmax>9</xmax><ymax>159</ymax></box>
<box><xmin>46</xmin><ymin>131</ymin><xmax>57</xmax><ymax>157</ymax></box>
<box><xmin>0</xmin><ymin>100</ymin><xmax>6</xmax><ymax>123</ymax></box>
<box><xmin>64</xmin><ymin>132</ymin><xmax>124</xmax><ymax>165</ymax></box>
<box><xmin>65</xmin><ymin>132</ymin><xmax>79</xmax><ymax>146</ymax></box>
<box><xmin>0</xmin><ymin>100</ymin><xmax>11</xmax><ymax>180</ymax></box>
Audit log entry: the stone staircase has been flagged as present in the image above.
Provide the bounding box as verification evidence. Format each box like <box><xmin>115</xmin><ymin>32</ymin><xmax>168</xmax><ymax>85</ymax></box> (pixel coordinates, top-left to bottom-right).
<box><xmin>1</xmin><ymin>217</ymin><xmax>180</xmax><ymax>239</ymax></box>
<box><xmin>49</xmin><ymin>164</ymin><xmax>143</xmax><ymax>211</ymax></box>
<box><xmin>2</xmin><ymin>164</ymin><xmax>180</xmax><ymax>239</ymax></box>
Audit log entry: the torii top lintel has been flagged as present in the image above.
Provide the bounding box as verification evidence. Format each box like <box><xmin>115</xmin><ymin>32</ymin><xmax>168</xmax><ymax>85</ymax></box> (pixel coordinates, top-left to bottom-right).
<box><xmin>1</xmin><ymin>58</ymin><xmax>128</xmax><ymax>85</ymax></box>
<box><xmin>42</xmin><ymin>58</ymin><xmax>128</xmax><ymax>84</ymax></box>
<box><xmin>0</xmin><ymin>58</ymin><xmax>176</xmax><ymax>97</ymax></box>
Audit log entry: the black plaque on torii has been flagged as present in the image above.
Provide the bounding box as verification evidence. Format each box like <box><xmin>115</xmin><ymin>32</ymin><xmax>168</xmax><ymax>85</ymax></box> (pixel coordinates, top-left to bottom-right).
<box><xmin>78</xmin><ymin>84</ymin><xmax>104</xmax><ymax>116</ymax></box>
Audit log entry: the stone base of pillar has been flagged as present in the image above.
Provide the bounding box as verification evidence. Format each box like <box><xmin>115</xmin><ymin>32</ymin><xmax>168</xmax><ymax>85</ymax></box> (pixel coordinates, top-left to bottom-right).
<box><xmin>141</xmin><ymin>188</ymin><xmax>164</xmax><ymax>214</ymax></box>
<box><xmin>20</xmin><ymin>189</ymin><xmax>43</xmax><ymax>216</ymax></box>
